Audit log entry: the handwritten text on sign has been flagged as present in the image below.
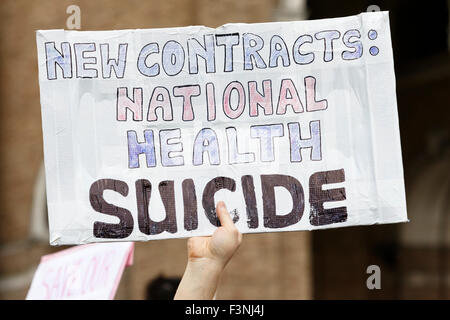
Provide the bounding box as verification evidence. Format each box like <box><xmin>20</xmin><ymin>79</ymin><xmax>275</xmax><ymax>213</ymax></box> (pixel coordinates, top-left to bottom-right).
<box><xmin>36</xmin><ymin>12</ymin><xmax>407</xmax><ymax>245</ymax></box>
<box><xmin>26</xmin><ymin>243</ymin><xmax>134</xmax><ymax>299</ymax></box>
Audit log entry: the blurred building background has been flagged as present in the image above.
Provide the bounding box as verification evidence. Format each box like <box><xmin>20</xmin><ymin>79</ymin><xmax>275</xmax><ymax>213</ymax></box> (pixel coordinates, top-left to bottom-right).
<box><xmin>0</xmin><ymin>0</ymin><xmax>448</xmax><ymax>299</ymax></box>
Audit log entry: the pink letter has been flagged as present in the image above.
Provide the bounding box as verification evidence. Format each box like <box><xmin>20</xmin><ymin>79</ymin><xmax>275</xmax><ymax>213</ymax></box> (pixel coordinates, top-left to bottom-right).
<box><xmin>223</xmin><ymin>81</ymin><xmax>245</xmax><ymax>119</ymax></box>
<box><xmin>305</xmin><ymin>76</ymin><xmax>327</xmax><ymax>111</ymax></box>
<box><xmin>117</xmin><ymin>87</ymin><xmax>143</xmax><ymax>121</ymax></box>
<box><xmin>147</xmin><ymin>87</ymin><xmax>173</xmax><ymax>121</ymax></box>
<box><xmin>249</xmin><ymin>80</ymin><xmax>273</xmax><ymax>117</ymax></box>
<box><xmin>206</xmin><ymin>82</ymin><xmax>216</xmax><ymax>121</ymax></box>
<box><xmin>173</xmin><ymin>85</ymin><xmax>200</xmax><ymax>121</ymax></box>
<box><xmin>276</xmin><ymin>79</ymin><xmax>304</xmax><ymax>115</ymax></box>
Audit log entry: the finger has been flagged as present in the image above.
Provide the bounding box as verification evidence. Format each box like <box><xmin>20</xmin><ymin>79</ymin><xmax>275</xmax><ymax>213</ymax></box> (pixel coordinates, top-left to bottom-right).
<box><xmin>216</xmin><ymin>201</ymin><xmax>235</xmax><ymax>229</ymax></box>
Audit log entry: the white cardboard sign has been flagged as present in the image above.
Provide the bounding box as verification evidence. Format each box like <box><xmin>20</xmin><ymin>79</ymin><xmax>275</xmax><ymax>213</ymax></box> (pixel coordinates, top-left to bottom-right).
<box><xmin>26</xmin><ymin>242</ymin><xmax>134</xmax><ymax>300</ymax></box>
<box><xmin>36</xmin><ymin>12</ymin><xmax>408</xmax><ymax>245</ymax></box>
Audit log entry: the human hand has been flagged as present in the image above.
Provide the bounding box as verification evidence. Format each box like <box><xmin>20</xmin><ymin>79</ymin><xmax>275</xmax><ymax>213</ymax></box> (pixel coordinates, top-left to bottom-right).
<box><xmin>186</xmin><ymin>201</ymin><xmax>242</xmax><ymax>269</ymax></box>
<box><xmin>174</xmin><ymin>201</ymin><xmax>242</xmax><ymax>300</ymax></box>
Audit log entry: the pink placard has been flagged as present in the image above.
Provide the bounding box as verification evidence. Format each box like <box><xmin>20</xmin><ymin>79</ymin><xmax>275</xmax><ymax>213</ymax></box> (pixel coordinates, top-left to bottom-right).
<box><xmin>26</xmin><ymin>242</ymin><xmax>134</xmax><ymax>300</ymax></box>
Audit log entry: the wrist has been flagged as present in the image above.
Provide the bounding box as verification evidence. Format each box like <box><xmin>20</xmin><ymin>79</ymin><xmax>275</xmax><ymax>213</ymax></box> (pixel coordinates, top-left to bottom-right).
<box><xmin>175</xmin><ymin>258</ymin><xmax>224</xmax><ymax>300</ymax></box>
<box><xmin>187</xmin><ymin>257</ymin><xmax>226</xmax><ymax>274</ymax></box>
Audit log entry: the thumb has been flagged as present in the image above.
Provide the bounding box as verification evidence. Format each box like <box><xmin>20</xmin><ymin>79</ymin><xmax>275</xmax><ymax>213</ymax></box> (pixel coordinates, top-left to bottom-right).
<box><xmin>216</xmin><ymin>201</ymin><xmax>234</xmax><ymax>229</ymax></box>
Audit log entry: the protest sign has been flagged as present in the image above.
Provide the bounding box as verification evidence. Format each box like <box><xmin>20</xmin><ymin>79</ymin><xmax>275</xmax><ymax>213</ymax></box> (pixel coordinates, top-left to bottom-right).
<box><xmin>26</xmin><ymin>242</ymin><xmax>134</xmax><ymax>299</ymax></box>
<box><xmin>36</xmin><ymin>12</ymin><xmax>408</xmax><ymax>245</ymax></box>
